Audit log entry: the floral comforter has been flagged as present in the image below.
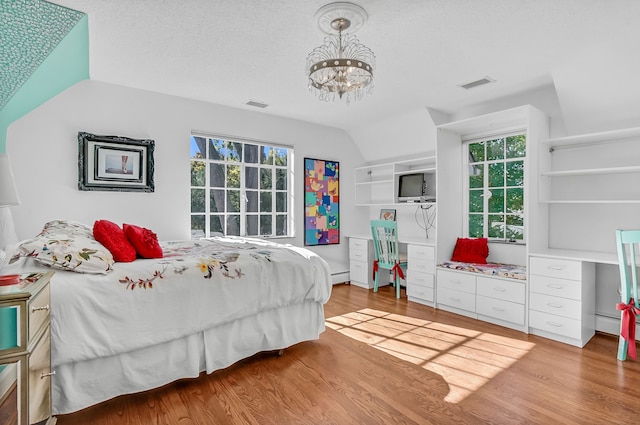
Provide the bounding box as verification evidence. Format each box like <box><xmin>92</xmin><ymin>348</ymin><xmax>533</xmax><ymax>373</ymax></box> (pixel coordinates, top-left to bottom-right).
<box><xmin>7</xmin><ymin>237</ymin><xmax>332</xmax><ymax>366</ymax></box>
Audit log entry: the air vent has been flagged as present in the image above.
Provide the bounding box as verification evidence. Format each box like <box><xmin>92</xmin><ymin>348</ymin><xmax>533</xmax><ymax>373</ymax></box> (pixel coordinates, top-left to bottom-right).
<box><xmin>245</xmin><ymin>100</ymin><xmax>268</xmax><ymax>108</ymax></box>
<box><xmin>459</xmin><ymin>77</ymin><xmax>495</xmax><ymax>90</ymax></box>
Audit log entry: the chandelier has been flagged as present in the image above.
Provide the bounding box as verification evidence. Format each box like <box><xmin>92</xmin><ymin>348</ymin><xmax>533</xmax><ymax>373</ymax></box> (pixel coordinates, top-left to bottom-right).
<box><xmin>306</xmin><ymin>2</ymin><xmax>376</xmax><ymax>104</ymax></box>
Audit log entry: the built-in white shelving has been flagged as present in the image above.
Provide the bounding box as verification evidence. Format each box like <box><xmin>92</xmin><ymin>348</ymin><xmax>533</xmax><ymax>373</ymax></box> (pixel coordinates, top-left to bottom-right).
<box><xmin>354</xmin><ymin>155</ymin><xmax>436</xmax><ymax>206</ymax></box>
<box><xmin>539</xmin><ymin>127</ymin><xmax>640</xmax><ymax>204</ymax></box>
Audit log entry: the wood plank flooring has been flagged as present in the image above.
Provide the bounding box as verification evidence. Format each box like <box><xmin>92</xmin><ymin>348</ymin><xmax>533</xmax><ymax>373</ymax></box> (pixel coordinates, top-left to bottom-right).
<box><xmin>56</xmin><ymin>283</ymin><xmax>640</xmax><ymax>425</ymax></box>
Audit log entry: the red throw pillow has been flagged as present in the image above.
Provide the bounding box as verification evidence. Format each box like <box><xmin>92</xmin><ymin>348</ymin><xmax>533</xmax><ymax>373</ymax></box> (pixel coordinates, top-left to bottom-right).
<box><xmin>450</xmin><ymin>237</ymin><xmax>489</xmax><ymax>264</ymax></box>
<box><xmin>93</xmin><ymin>220</ymin><xmax>137</xmax><ymax>262</ymax></box>
<box><xmin>123</xmin><ymin>223</ymin><xmax>163</xmax><ymax>259</ymax></box>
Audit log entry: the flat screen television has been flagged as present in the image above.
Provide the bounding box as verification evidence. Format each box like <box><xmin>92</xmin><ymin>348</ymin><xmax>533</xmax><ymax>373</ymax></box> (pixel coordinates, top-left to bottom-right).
<box><xmin>398</xmin><ymin>173</ymin><xmax>425</xmax><ymax>202</ymax></box>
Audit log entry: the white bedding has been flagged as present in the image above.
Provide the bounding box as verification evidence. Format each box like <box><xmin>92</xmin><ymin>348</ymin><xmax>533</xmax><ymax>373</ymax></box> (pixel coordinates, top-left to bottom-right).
<box><xmin>6</xmin><ymin>235</ymin><xmax>332</xmax><ymax>414</ymax></box>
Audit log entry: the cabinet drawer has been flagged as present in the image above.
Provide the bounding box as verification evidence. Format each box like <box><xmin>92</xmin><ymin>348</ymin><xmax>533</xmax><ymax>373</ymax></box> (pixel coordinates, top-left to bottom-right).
<box><xmin>437</xmin><ymin>287</ymin><xmax>475</xmax><ymax>311</ymax></box>
<box><xmin>29</xmin><ymin>324</ymin><xmax>52</xmax><ymax>423</ymax></box>
<box><xmin>29</xmin><ymin>284</ymin><xmax>50</xmax><ymax>340</ymax></box>
<box><xmin>349</xmin><ymin>259</ymin><xmax>370</xmax><ymax>284</ymax></box>
<box><xmin>407</xmin><ymin>270</ymin><xmax>434</xmax><ymax>288</ymax></box>
<box><xmin>530</xmin><ymin>275</ymin><xmax>582</xmax><ymax>301</ymax></box>
<box><xmin>476</xmin><ymin>276</ymin><xmax>525</xmax><ymax>304</ymax></box>
<box><xmin>349</xmin><ymin>238</ymin><xmax>369</xmax><ymax>252</ymax></box>
<box><xmin>529</xmin><ymin>310</ymin><xmax>582</xmax><ymax>339</ymax></box>
<box><xmin>530</xmin><ymin>292</ymin><xmax>581</xmax><ymax>320</ymax></box>
<box><xmin>437</xmin><ymin>270</ymin><xmax>476</xmax><ymax>294</ymax></box>
<box><xmin>407</xmin><ymin>281</ymin><xmax>434</xmax><ymax>302</ymax></box>
<box><xmin>530</xmin><ymin>257</ymin><xmax>581</xmax><ymax>280</ymax></box>
<box><xmin>408</xmin><ymin>245</ymin><xmax>435</xmax><ymax>273</ymax></box>
<box><xmin>477</xmin><ymin>295</ymin><xmax>525</xmax><ymax>326</ymax></box>
<box><xmin>349</xmin><ymin>246</ymin><xmax>368</xmax><ymax>262</ymax></box>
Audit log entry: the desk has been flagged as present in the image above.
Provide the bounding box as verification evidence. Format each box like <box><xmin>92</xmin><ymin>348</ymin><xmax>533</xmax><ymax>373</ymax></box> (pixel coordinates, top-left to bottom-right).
<box><xmin>347</xmin><ymin>235</ymin><xmax>436</xmax><ymax>305</ymax></box>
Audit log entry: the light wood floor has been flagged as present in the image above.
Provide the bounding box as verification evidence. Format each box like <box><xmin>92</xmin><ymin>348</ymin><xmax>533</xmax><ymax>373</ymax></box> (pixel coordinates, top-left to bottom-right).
<box><xmin>56</xmin><ymin>283</ymin><xmax>640</xmax><ymax>425</ymax></box>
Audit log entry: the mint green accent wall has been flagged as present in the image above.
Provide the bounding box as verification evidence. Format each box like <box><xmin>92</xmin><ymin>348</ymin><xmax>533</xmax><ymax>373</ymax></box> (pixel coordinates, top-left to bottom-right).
<box><xmin>0</xmin><ymin>13</ymin><xmax>89</xmax><ymax>152</ymax></box>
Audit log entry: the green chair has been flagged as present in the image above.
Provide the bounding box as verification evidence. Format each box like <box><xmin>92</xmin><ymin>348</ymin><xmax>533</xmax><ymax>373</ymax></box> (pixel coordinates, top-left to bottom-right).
<box><xmin>615</xmin><ymin>229</ymin><xmax>640</xmax><ymax>360</ymax></box>
<box><xmin>370</xmin><ymin>219</ymin><xmax>407</xmax><ymax>298</ymax></box>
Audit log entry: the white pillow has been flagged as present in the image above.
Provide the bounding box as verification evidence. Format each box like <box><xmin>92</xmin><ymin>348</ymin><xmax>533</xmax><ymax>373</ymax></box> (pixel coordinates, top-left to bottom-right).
<box><xmin>19</xmin><ymin>232</ymin><xmax>114</xmax><ymax>274</ymax></box>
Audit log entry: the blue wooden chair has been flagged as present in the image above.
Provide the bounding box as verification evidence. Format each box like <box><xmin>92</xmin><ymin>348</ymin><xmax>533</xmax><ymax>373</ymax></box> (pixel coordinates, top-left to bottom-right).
<box><xmin>615</xmin><ymin>229</ymin><xmax>640</xmax><ymax>361</ymax></box>
<box><xmin>370</xmin><ymin>219</ymin><xmax>407</xmax><ymax>298</ymax></box>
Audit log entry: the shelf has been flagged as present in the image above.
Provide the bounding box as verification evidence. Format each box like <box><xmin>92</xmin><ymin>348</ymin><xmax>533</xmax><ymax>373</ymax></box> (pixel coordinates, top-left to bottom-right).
<box><xmin>356</xmin><ymin>201</ymin><xmax>437</xmax><ymax>207</ymax></box>
<box><xmin>355</xmin><ymin>179</ymin><xmax>394</xmax><ymax>185</ymax></box>
<box><xmin>540</xmin><ymin>199</ymin><xmax>640</xmax><ymax>204</ymax></box>
<box><xmin>541</xmin><ymin>165</ymin><xmax>640</xmax><ymax>177</ymax></box>
<box><xmin>530</xmin><ymin>248</ymin><xmax>629</xmax><ymax>265</ymax></box>
<box><xmin>395</xmin><ymin>167</ymin><xmax>436</xmax><ymax>176</ymax></box>
<box><xmin>544</xmin><ymin>126</ymin><xmax>640</xmax><ymax>148</ymax></box>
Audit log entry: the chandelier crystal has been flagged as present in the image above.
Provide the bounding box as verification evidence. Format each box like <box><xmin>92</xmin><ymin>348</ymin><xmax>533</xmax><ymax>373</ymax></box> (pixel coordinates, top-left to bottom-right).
<box><xmin>306</xmin><ymin>3</ymin><xmax>375</xmax><ymax>104</ymax></box>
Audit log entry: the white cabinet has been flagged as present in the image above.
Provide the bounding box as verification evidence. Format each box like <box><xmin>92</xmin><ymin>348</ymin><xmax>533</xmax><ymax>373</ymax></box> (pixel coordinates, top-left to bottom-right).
<box><xmin>436</xmin><ymin>270</ymin><xmax>476</xmax><ymax>316</ymax></box>
<box><xmin>528</xmin><ymin>256</ymin><xmax>595</xmax><ymax>347</ymax></box>
<box><xmin>436</xmin><ymin>269</ymin><xmax>527</xmax><ymax>331</ymax></box>
<box><xmin>348</xmin><ymin>237</ymin><xmax>374</xmax><ymax>289</ymax></box>
<box><xmin>406</xmin><ymin>244</ymin><xmax>435</xmax><ymax>305</ymax></box>
<box><xmin>476</xmin><ymin>276</ymin><xmax>526</xmax><ymax>328</ymax></box>
<box><xmin>354</xmin><ymin>155</ymin><xmax>436</xmax><ymax>206</ymax></box>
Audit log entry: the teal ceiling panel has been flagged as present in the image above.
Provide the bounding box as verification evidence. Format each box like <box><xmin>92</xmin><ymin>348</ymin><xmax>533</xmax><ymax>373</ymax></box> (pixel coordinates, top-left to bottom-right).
<box><xmin>0</xmin><ymin>0</ymin><xmax>84</xmax><ymax>110</ymax></box>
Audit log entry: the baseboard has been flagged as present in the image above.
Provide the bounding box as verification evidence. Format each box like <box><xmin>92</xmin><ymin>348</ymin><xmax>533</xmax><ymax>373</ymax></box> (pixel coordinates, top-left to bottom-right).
<box><xmin>331</xmin><ymin>272</ymin><xmax>349</xmax><ymax>285</ymax></box>
<box><xmin>595</xmin><ymin>314</ymin><xmax>639</xmax><ymax>336</ymax></box>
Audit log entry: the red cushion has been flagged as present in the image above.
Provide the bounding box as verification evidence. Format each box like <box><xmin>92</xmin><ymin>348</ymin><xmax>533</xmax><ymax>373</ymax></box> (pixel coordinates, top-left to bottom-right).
<box><xmin>93</xmin><ymin>220</ymin><xmax>137</xmax><ymax>262</ymax></box>
<box><xmin>450</xmin><ymin>237</ymin><xmax>489</xmax><ymax>264</ymax></box>
<box><xmin>123</xmin><ymin>223</ymin><xmax>163</xmax><ymax>259</ymax></box>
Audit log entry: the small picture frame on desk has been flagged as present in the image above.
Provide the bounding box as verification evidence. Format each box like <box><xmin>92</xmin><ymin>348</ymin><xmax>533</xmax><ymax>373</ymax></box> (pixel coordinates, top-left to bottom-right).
<box><xmin>380</xmin><ymin>209</ymin><xmax>396</xmax><ymax>221</ymax></box>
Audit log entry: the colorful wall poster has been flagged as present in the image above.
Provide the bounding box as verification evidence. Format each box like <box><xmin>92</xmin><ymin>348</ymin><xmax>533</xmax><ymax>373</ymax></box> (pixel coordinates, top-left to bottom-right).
<box><xmin>304</xmin><ymin>158</ymin><xmax>339</xmax><ymax>245</ymax></box>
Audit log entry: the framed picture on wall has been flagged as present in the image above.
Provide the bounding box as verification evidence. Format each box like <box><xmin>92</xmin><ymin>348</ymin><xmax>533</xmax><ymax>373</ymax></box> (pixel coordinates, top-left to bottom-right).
<box><xmin>78</xmin><ymin>132</ymin><xmax>155</xmax><ymax>192</ymax></box>
<box><xmin>380</xmin><ymin>209</ymin><xmax>396</xmax><ymax>221</ymax></box>
<box><xmin>304</xmin><ymin>157</ymin><xmax>339</xmax><ymax>246</ymax></box>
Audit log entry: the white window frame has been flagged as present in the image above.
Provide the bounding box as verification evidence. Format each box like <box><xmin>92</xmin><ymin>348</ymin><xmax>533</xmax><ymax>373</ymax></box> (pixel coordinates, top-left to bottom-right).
<box><xmin>462</xmin><ymin>130</ymin><xmax>527</xmax><ymax>243</ymax></box>
<box><xmin>190</xmin><ymin>132</ymin><xmax>294</xmax><ymax>239</ymax></box>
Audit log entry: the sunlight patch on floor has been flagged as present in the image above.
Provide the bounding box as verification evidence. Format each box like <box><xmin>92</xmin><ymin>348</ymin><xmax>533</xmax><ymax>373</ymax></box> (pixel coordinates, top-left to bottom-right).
<box><xmin>326</xmin><ymin>308</ymin><xmax>535</xmax><ymax>403</ymax></box>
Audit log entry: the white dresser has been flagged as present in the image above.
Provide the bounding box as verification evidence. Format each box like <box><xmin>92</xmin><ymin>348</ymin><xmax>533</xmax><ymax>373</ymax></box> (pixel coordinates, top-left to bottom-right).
<box><xmin>436</xmin><ymin>268</ymin><xmax>527</xmax><ymax>332</ymax></box>
<box><xmin>528</xmin><ymin>256</ymin><xmax>595</xmax><ymax>347</ymax></box>
<box><xmin>406</xmin><ymin>244</ymin><xmax>435</xmax><ymax>306</ymax></box>
<box><xmin>348</xmin><ymin>237</ymin><xmax>374</xmax><ymax>289</ymax></box>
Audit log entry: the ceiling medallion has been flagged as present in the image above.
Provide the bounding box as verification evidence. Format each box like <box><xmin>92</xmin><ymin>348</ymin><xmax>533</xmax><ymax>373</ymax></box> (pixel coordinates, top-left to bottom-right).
<box><xmin>306</xmin><ymin>2</ymin><xmax>376</xmax><ymax>104</ymax></box>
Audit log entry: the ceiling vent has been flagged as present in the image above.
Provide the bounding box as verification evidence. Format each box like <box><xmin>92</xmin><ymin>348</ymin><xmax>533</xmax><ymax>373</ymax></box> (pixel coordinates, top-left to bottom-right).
<box><xmin>245</xmin><ymin>100</ymin><xmax>268</xmax><ymax>108</ymax></box>
<box><xmin>459</xmin><ymin>77</ymin><xmax>495</xmax><ymax>90</ymax></box>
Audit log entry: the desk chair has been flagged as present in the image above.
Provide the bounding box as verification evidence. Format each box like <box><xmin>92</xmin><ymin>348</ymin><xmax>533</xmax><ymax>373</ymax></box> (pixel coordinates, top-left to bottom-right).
<box><xmin>615</xmin><ymin>229</ymin><xmax>640</xmax><ymax>360</ymax></box>
<box><xmin>370</xmin><ymin>219</ymin><xmax>407</xmax><ymax>298</ymax></box>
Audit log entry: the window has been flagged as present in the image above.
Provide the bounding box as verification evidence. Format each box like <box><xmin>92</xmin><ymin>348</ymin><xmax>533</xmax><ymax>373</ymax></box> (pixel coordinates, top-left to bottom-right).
<box><xmin>466</xmin><ymin>133</ymin><xmax>526</xmax><ymax>242</ymax></box>
<box><xmin>190</xmin><ymin>134</ymin><xmax>293</xmax><ymax>238</ymax></box>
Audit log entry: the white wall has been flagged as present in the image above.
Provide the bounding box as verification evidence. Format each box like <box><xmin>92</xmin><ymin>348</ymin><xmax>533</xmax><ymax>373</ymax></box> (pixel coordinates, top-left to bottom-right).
<box><xmin>348</xmin><ymin>106</ymin><xmax>436</xmax><ymax>163</ymax></box>
<box><xmin>6</xmin><ymin>80</ymin><xmax>369</xmax><ymax>277</ymax></box>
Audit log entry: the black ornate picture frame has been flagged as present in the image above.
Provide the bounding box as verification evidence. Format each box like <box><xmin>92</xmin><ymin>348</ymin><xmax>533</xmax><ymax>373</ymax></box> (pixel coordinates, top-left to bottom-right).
<box><xmin>78</xmin><ymin>132</ymin><xmax>155</xmax><ymax>192</ymax></box>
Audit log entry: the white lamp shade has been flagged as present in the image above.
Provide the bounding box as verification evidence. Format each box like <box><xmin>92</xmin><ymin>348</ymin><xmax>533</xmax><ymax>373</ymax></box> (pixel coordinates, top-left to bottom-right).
<box><xmin>0</xmin><ymin>153</ymin><xmax>21</xmax><ymax>206</ymax></box>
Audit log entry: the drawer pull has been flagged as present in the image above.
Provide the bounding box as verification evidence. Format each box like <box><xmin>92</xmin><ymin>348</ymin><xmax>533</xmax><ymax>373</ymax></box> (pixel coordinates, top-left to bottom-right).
<box><xmin>547</xmin><ymin>302</ymin><xmax>564</xmax><ymax>309</ymax></box>
<box><xmin>492</xmin><ymin>307</ymin><xmax>505</xmax><ymax>312</ymax></box>
<box><xmin>41</xmin><ymin>371</ymin><xmax>56</xmax><ymax>379</ymax></box>
<box><xmin>547</xmin><ymin>321</ymin><xmax>563</xmax><ymax>328</ymax></box>
<box><xmin>547</xmin><ymin>265</ymin><xmax>565</xmax><ymax>271</ymax></box>
<box><xmin>450</xmin><ymin>280</ymin><xmax>461</xmax><ymax>285</ymax></box>
<box><xmin>32</xmin><ymin>305</ymin><xmax>49</xmax><ymax>313</ymax></box>
<box><xmin>547</xmin><ymin>284</ymin><xmax>564</xmax><ymax>289</ymax></box>
<box><xmin>493</xmin><ymin>287</ymin><xmax>506</xmax><ymax>292</ymax></box>
<box><xmin>449</xmin><ymin>297</ymin><xmax>461</xmax><ymax>302</ymax></box>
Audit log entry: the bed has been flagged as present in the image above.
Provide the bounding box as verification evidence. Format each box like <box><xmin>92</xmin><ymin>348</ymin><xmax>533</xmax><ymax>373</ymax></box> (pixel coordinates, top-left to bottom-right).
<box><xmin>4</xmin><ymin>220</ymin><xmax>332</xmax><ymax>415</ymax></box>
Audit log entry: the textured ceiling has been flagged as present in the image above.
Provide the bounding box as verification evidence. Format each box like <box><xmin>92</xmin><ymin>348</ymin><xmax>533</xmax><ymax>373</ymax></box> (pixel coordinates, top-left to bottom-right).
<box><xmin>13</xmin><ymin>1</ymin><xmax>640</xmax><ymax>134</ymax></box>
<box><xmin>1</xmin><ymin>0</ymin><xmax>84</xmax><ymax>110</ymax></box>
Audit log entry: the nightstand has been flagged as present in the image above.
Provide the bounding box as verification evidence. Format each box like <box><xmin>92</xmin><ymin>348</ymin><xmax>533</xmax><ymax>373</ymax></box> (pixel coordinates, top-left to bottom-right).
<box><xmin>0</xmin><ymin>271</ymin><xmax>55</xmax><ymax>425</ymax></box>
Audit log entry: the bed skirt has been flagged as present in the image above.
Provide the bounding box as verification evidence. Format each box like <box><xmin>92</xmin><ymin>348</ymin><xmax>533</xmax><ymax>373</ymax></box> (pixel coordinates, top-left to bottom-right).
<box><xmin>53</xmin><ymin>301</ymin><xmax>326</xmax><ymax>415</ymax></box>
